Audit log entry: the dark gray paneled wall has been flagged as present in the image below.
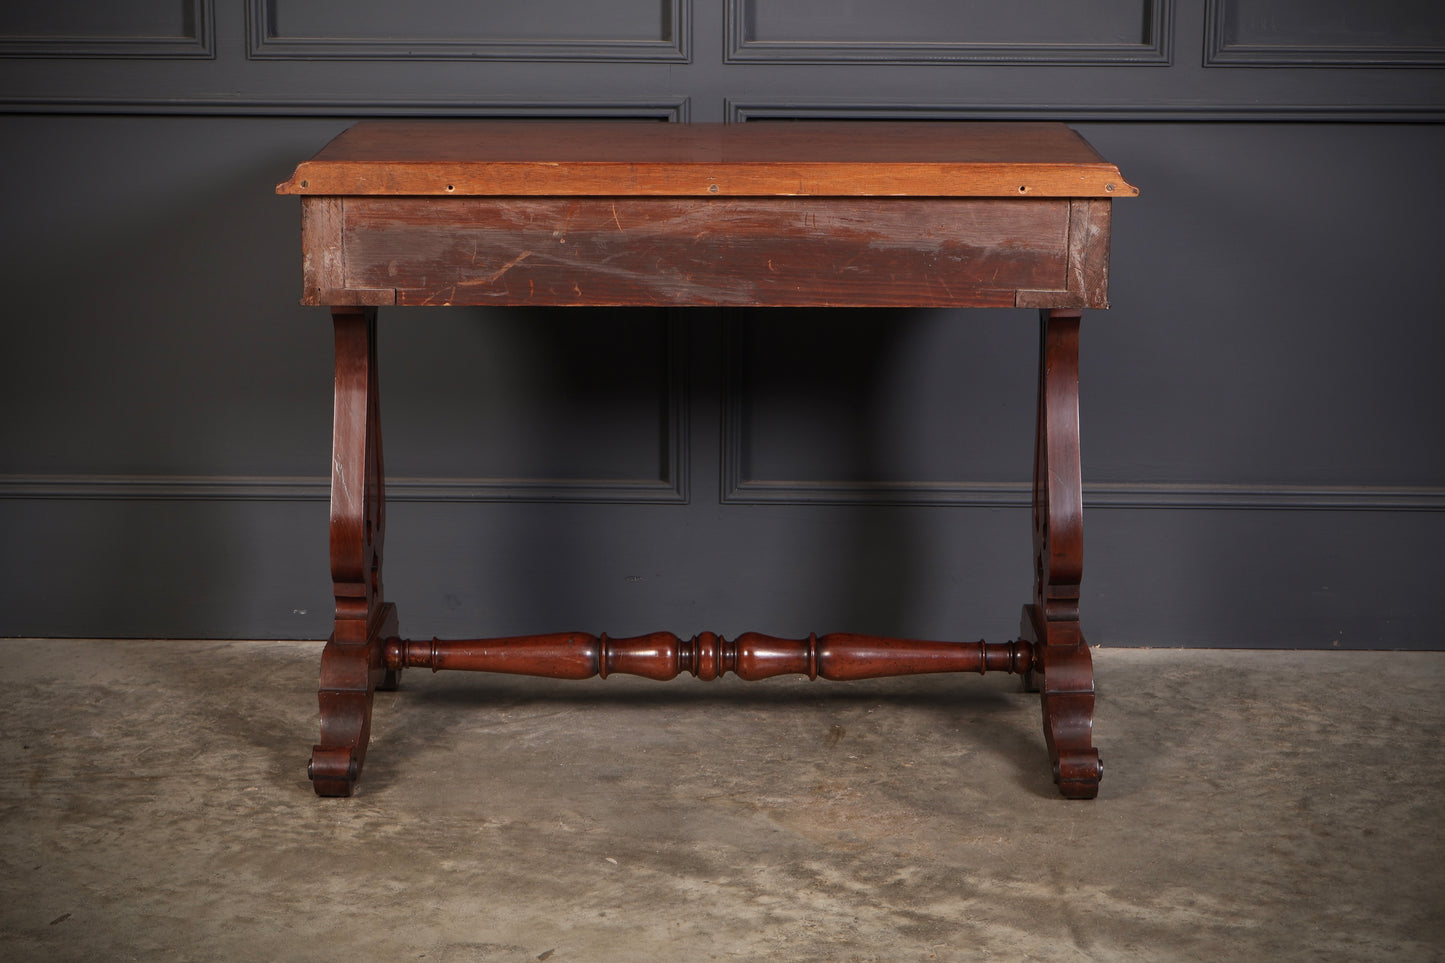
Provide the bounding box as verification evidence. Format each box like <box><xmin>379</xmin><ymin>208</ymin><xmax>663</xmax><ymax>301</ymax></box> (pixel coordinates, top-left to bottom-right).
<box><xmin>1</xmin><ymin>1</ymin><xmax>1442</xmax><ymax>648</ymax></box>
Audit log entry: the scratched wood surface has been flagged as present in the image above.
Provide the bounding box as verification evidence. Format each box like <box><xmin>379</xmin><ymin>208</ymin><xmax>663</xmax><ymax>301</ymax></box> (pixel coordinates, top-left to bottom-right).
<box><xmin>329</xmin><ymin>196</ymin><xmax>1073</xmax><ymax>308</ymax></box>
<box><xmin>289</xmin><ymin>120</ymin><xmax>1126</xmax><ymax>797</ymax></box>
<box><xmin>275</xmin><ymin>120</ymin><xmax>1137</xmax><ymax>198</ymax></box>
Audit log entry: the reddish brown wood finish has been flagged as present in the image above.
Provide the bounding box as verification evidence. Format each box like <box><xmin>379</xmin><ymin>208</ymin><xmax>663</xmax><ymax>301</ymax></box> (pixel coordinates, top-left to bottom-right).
<box><xmin>1024</xmin><ymin>308</ymin><xmax>1101</xmax><ymax>799</ymax></box>
<box><xmin>385</xmin><ymin>632</ymin><xmax>1034</xmax><ymax>681</ymax></box>
<box><xmin>276</xmin><ymin>120</ymin><xmax>1138</xmax><ymax>199</ymax></box>
<box><xmin>295</xmin><ymin>193</ymin><xmax>1111</xmax><ymax>311</ymax></box>
<box><xmin>308</xmin><ymin>306</ymin><xmax>400</xmax><ymax>798</ymax></box>
<box><xmin>286</xmin><ymin>121</ymin><xmax>1129</xmax><ymax>799</ymax></box>
<box><xmin>336</xmin><ymin>196</ymin><xmax>1072</xmax><ymax>309</ymax></box>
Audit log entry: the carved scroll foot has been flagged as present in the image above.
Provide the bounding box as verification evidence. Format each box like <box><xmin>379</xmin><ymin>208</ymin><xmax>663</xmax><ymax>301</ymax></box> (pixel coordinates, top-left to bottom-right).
<box><xmin>312</xmin><ymin>305</ymin><xmax>398</xmax><ymax>797</ymax></box>
<box><xmin>1021</xmin><ymin>604</ymin><xmax>1100</xmax><ymax>799</ymax></box>
<box><xmin>311</xmin><ymin>603</ymin><xmax>398</xmax><ymax>797</ymax></box>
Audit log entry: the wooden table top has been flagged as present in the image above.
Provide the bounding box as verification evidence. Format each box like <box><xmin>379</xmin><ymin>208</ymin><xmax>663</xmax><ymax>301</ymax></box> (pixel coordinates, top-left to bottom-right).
<box><xmin>276</xmin><ymin>120</ymin><xmax>1137</xmax><ymax>199</ymax></box>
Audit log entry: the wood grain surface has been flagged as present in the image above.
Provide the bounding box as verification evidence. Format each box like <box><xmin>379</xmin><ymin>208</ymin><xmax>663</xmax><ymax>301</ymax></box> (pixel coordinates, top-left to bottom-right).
<box><xmin>332</xmin><ymin>196</ymin><xmax>1072</xmax><ymax>308</ymax></box>
<box><xmin>276</xmin><ymin>120</ymin><xmax>1137</xmax><ymax>198</ymax></box>
<box><xmin>291</xmin><ymin>120</ymin><xmax>1121</xmax><ymax>797</ymax></box>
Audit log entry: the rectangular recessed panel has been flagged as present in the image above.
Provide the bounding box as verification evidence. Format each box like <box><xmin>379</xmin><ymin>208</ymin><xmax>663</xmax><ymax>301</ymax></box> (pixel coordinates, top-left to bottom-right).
<box><xmin>746</xmin><ymin>0</ymin><xmax>1149</xmax><ymax>45</ymax></box>
<box><xmin>380</xmin><ymin>306</ymin><xmax>679</xmax><ymax>488</ymax></box>
<box><xmin>1209</xmin><ymin>0</ymin><xmax>1445</xmax><ymax>64</ymax></box>
<box><xmin>0</xmin><ymin>1</ymin><xmax>196</xmax><ymax>38</ymax></box>
<box><xmin>254</xmin><ymin>0</ymin><xmax>683</xmax><ymax>60</ymax></box>
<box><xmin>728</xmin><ymin>309</ymin><xmax>1038</xmax><ymax>492</ymax></box>
<box><xmin>0</xmin><ymin>0</ymin><xmax>209</xmax><ymax>57</ymax></box>
<box><xmin>340</xmin><ymin>197</ymin><xmax>1070</xmax><ymax>308</ymax></box>
<box><xmin>1222</xmin><ymin>0</ymin><xmax>1444</xmax><ymax>47</ymax></box>
<box><xmin>267</xmin><ymin>0</ymin><xmax>668</xmax><ymax>41</ymax></box>
<box><xmin>732</xmin><ymin>0</ymin><xmax>1166</xmax><ymax>63</ymax></box>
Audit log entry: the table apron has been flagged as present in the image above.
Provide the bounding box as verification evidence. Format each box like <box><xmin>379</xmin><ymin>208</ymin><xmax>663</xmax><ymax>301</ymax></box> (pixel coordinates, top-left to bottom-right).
<box><xmin>300</xmin><ymin>196</ymin><xmax>1111</xmax><ymax>309</ymax></box>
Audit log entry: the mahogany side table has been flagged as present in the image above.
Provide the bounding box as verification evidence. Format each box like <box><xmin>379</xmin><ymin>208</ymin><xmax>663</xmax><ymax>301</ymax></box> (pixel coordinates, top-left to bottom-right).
<box><xmin>277</xmin><ymin>120</ymin><xmax>1137</xmax><ymax>799</ymax></box>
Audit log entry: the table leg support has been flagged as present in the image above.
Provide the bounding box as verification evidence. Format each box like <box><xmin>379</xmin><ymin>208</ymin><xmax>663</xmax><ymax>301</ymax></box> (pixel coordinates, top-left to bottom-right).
<box><xmin>310</xmin><ymin>306</ymin><xmax>401</xmax><ymax>797</ymax></box>
<box><xmin>385</xmin><ymin>631</ymin><xmax>1035</xmax><ymax>681</ymax></box>
<box><xmin>304</xmin><ymin>303</ymin><xmax>1102</xmax><ymax>799</ymax></box>
<box><xmin>1026</xmin><ymin>308</ymin><xmax>1101</xmax><ymax>799</ymax></box>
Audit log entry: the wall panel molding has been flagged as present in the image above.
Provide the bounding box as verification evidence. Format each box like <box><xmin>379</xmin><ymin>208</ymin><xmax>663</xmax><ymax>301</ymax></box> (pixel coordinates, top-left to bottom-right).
<box><xmin>721</xmin><ymin>315</ymin><xmax>1444</xmax><ymax>513</ymax></box>
<box><xmin>726</xmin><ymin>0</ymin><xmax>1170</xmax><ymax>65</ymax></box>
<box><xmin>0</xmin><ymin>474</ymin><xmax>688</xmax><ymax>505</ymax></box>
<box><xmin>720</xmin><ymin>477</ymin><xmax>1445</xmax><ymax>512</ymax></box>
<box><xmin>1205</xmin><ymin>0</ymin><xmax>1445</xmax><ymax>67</ymax></box>
<box><xmin>2</xmin><ymin>313</ymin><xmax>688</xmax><ymax>507</ymax></box>
<box><xmin>0</xmin><ymin>0</ymin><xmax>213</xmax><ymax>59</ymax></box>
<box><xmin>247</xmin><ymin>0</ymin><xmax>688</xmax><ymax>63</ymax></box>
<box><xmin>720</xmin><ymin>400</ymin><xmax>1445</xmax><ymax>513</ymax></box>
<box><xmin>11</xmin><ymin>478</ymin><xmax>1435</xmax><ymax>513</ymax></box>
<box><xmin>0</xmin><ymin>97</ymin><xmax>691</xmax><ymax>119</ymax></box>
<box><xmin>727</xmin><ymin>100</ymin><xmax>1445</xmax><ymax>124</ymax></box>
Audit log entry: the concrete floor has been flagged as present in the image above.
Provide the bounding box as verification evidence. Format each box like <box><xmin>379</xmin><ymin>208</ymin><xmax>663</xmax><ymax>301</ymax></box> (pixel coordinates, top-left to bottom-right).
<box><xmin>0</xmin><ymin>641</ymin><xmax>1441</xmax><ymax>962</ymax></box>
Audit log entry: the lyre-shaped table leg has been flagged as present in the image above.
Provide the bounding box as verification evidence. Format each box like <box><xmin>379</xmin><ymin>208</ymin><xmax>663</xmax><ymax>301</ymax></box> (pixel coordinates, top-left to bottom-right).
<box><xmin>310</xmin><ymin>305</ymin><xmax>401</xmax><ymax>797</ymax></box>
<box><xmin>1023</xmin><ymin>308</ymin><xmax>1102</xmax><ymax>799</ymax></box>
<box><xmin>303</xmin><ymin>303</ymin><xmax>1102</xmax><ymax>799</ymax></box>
